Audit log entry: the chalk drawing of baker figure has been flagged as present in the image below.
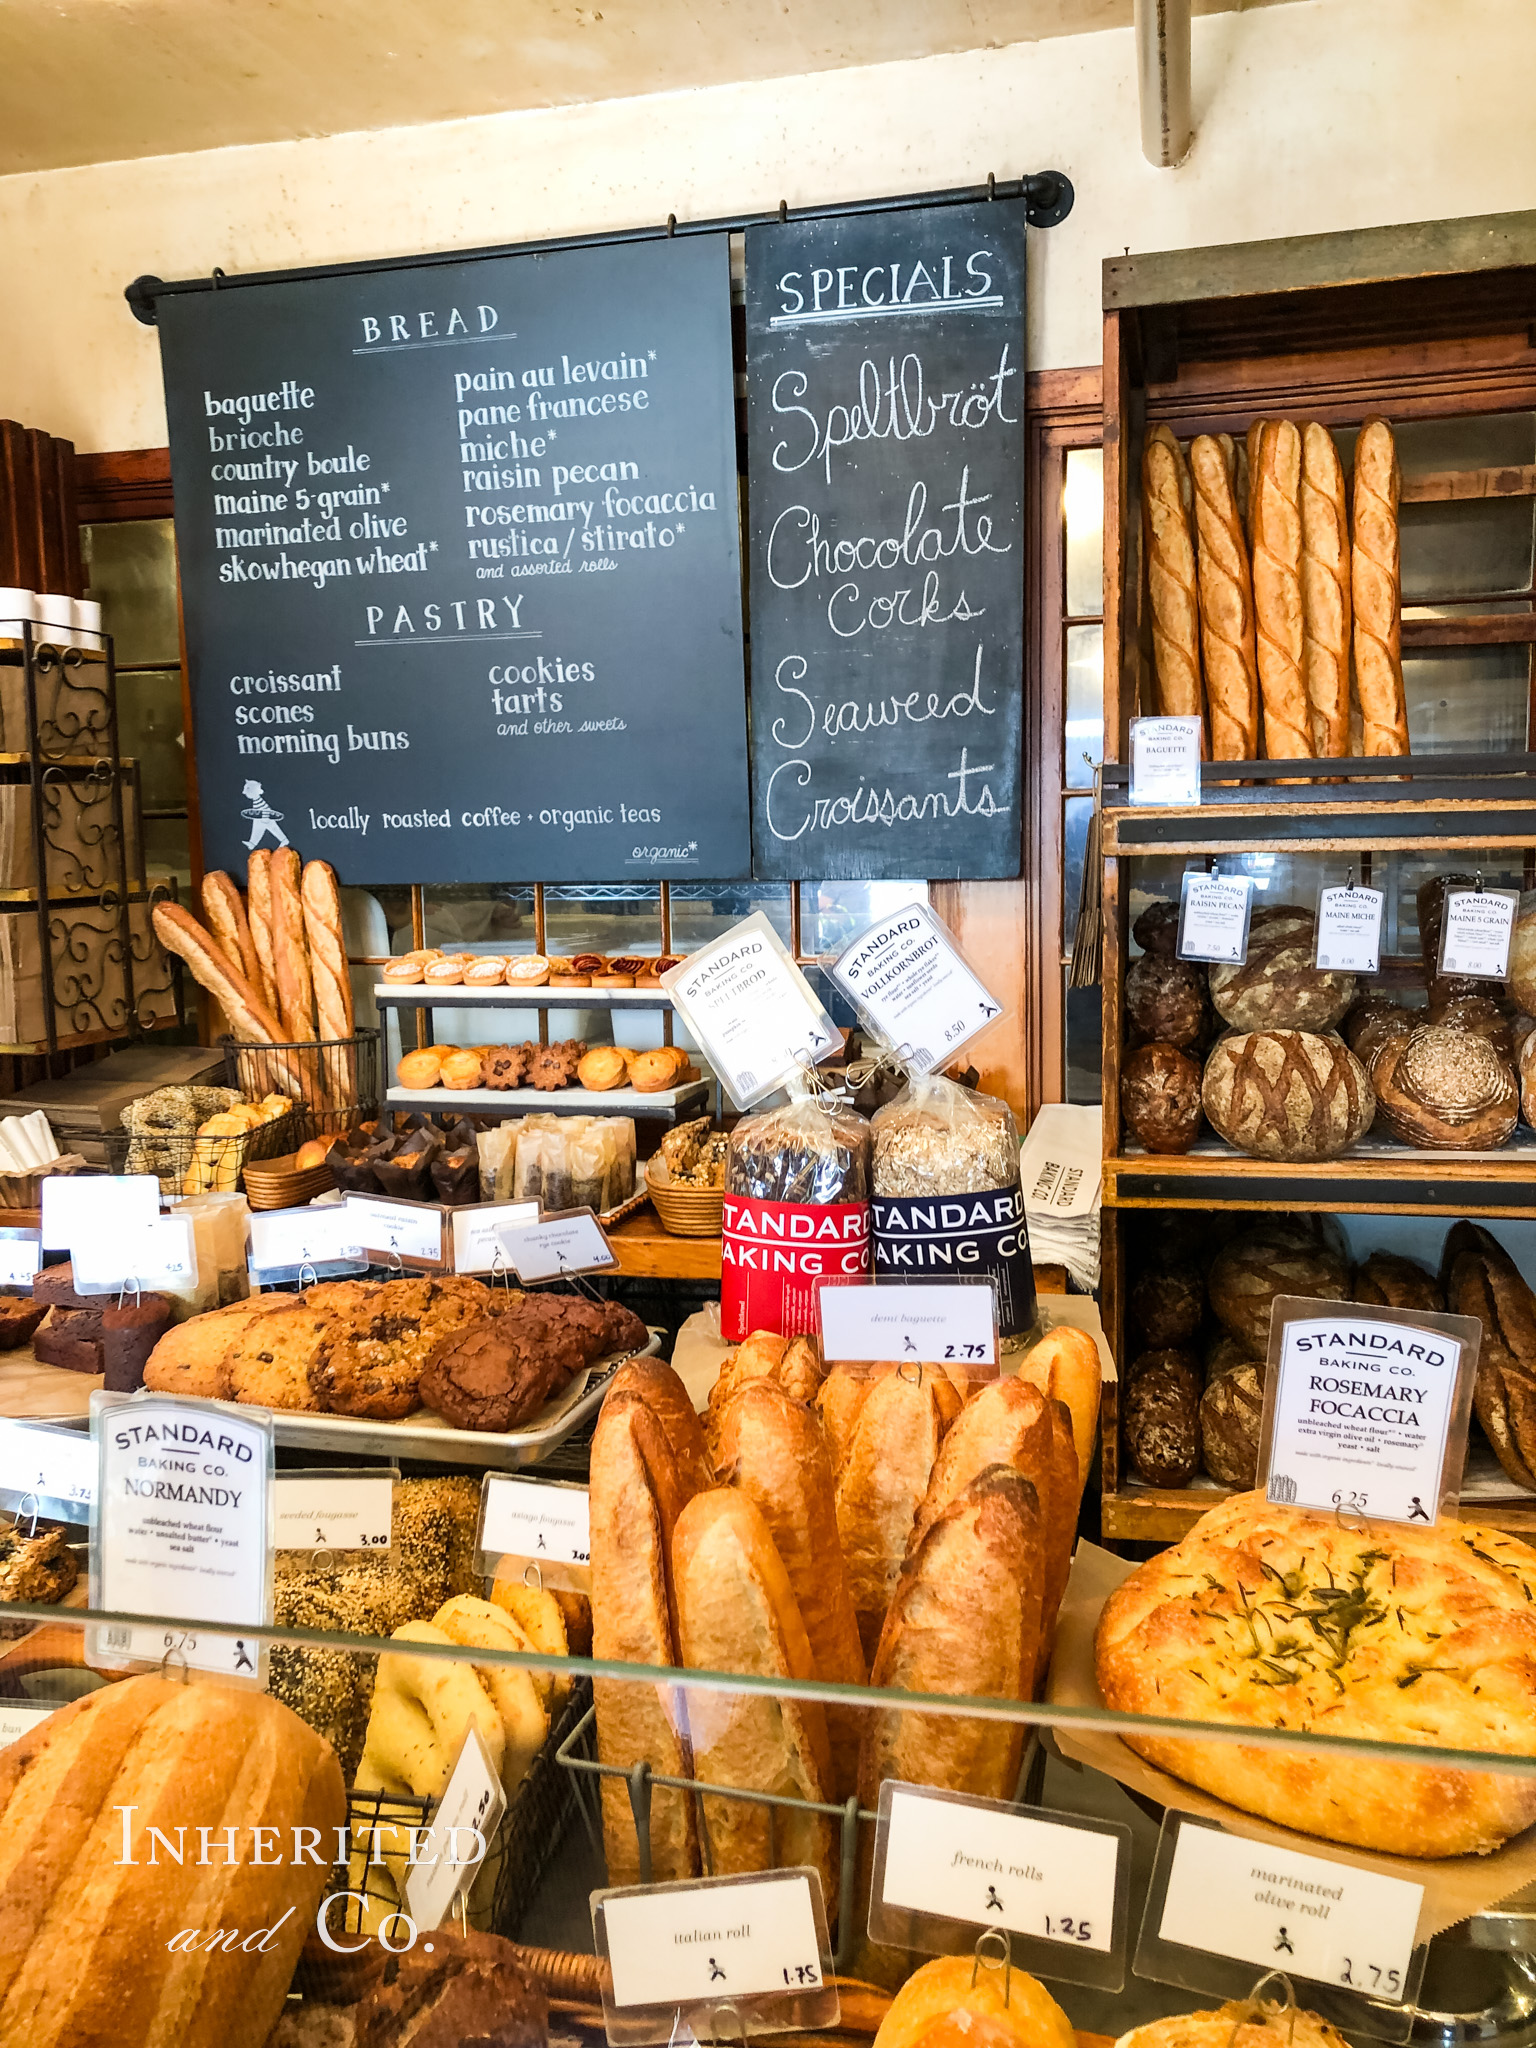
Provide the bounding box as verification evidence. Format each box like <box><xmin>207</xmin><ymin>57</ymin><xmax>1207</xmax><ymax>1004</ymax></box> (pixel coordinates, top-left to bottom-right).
<box><xmin>240</xmin><ymin>780</ymin><xmax>290</xmax><ymax>851</ymax></box>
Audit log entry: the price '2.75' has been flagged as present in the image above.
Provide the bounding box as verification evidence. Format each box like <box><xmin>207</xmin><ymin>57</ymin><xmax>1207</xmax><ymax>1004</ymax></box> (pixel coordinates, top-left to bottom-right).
<box><xmin>944</xmin><ymin>1343</ymin><xmax>988</xmax><ymax>1361</ymax></box>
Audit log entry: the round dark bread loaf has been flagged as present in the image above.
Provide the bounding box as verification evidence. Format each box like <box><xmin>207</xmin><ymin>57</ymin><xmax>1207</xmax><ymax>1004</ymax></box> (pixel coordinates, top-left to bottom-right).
<box><xmin>1121</xmin><ymin>1041</ymin><xmax>1203</xmax><ymax>1153</ymax></box>
<box><xmin>1199</xmin><ymin>1362</ymin><xmax>1266</xmax><ymax>1487</ymax></box>
<box><xmin>1418</xmin><ymin>872</ymin><xmax>1495</xmax><ymax>1007</ymax></box>
<box><xmin>1129</xmin><ymin>1261</ymin><xmax>1204</xmax><ymax>1347</ymax></box>
<box><xmin>1126</xmin><ymin>954</ymin><xmax>1208</xmax><ymax>1050</ymax></box>
<box><xmin>1368</xmin><ymin>1024</ymin><xmax>1518</xmax><ymax>1150</ymax></box>
<box><xmin>1428</xmin><ymin>991</ymin><xmax>1517</xmax><ymax>1062</ymax></box>
<box><xmin>1443</xmin><ymin>1221</ymin><xmax>1536</xmax><ymax>1491</ymax></box>
<box><xmin>1208</xmin><ymin>1225</ymin><xmax>1350</xmax><ymax>1348</ymax></box>
<box><xmin>1123</xmin><ymin>1349</ymin><xmax>1201</xmax><ymax>1486</ymax></box>
<box><xmin>1509</xmin><ymin>889</ymin><xmax>1536</xmax><ymax>1018</ymax></box>
<box><xmin>1202</xmin><ymin>1029</ymin><xmax>1374</xmax><ymax>1160</ymax></box>
<box><xmin>1353</xmin><ymin>1249</ymin><xmax>1444</xmax><ymax>1314</ymax></box>
<box><xmin>1208</xmin><ymin>904</ymin><xmax>1355</xmax><ymax>1033</ymax></box>
<box><xmin>1342</xmin><ymin>994</ymin><xmax>1417</xmax><ymax>1062</ymax></box>
<box><xmin>1204</xmin><ymin>1330</ymin><xmax>1262</xmax><ymax>1380</ymax></box>
<box><xmin>1132</xmin><ymin>899</ymin><xmax>1181</xmax><ymax>960</ymax></box>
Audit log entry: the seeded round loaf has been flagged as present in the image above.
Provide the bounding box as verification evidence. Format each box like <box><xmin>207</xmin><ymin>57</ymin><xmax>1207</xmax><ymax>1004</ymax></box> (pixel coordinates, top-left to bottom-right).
<box><xmin>1120</xmin><ymin>1041</ymin><xmax>1203</xmax><ymax>1152</ymax></box>
<box><xmin>1095</xmin><ymin>1492</ymin><xmax>1536</xmax><ymax>1855</ymax></box>
<box><xmin>1368</xmin><ymin>1024</ymin><xmax>1518</xmax><ymax>1149</ymax></box>
<box><xmin>1353</xmin><ymin>1248</ymin><xmax>1444</xmax><ymax>1314</ymax></box>
<box><xmin>1207</xmin><ymin>904</ymin><xmax>1355</xmax><ymax>1032</ymax></box>
<box><xmin>1201</xmin><ymin>1028</ymin><xmax>1374</xmax><ymax>1159</ymax></box>
<box><xmin>1126</xmin><ymin>954</ymin><xmax>1208</xmax><ymax>1050</ymax></box>
<box><xmin>1207</xmin><ymin>1224</ymin><xmax>1349</xmax><ymax>1348</ymax></box>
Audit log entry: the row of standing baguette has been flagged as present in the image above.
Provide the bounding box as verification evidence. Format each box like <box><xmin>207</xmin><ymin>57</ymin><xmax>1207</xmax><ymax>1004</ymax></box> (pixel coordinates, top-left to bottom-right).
<box><xmin>588</xmin><ymin>1331</ymin><xmax>1100</xmax><ymax>1921</ymax></box>
<box><xmin>1143</xmin><ymin>414</ymin><xmax>1410</xmax><ymax>760</ymax></box>
<box><xmin>151</xmin><ymin>847</ymin><xmax>356</xmax><ymax>1101</ymax></box>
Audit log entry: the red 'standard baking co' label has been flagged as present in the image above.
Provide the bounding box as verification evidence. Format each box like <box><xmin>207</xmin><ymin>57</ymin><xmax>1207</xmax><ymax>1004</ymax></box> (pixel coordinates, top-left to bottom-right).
<box><xmin>720</xmin><ymin>1194</ymin><xmax>871</xmax><ymax>1341</ymax></box>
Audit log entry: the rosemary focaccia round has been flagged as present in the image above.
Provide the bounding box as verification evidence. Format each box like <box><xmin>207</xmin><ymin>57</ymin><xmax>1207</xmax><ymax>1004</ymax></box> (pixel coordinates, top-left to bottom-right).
<box><xmin>1095</xmin><ymin>1489</ymin><xmax>1536</xmax><ymax>1856</ymax></box>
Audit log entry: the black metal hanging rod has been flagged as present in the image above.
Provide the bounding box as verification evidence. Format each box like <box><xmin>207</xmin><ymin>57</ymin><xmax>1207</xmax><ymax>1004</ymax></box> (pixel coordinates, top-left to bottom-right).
<box><xmin>124</xmin><ymin>169</ymin><xmax>1073</xmax><ymax>325</ymax></box>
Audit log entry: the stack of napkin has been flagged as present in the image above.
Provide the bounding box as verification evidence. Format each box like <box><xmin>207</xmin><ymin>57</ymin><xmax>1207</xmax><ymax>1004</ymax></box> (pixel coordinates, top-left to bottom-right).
<box><xmin>1018</xmin><ymin>1103</ymin><xmax>1102</xmax><ymax>1293</ymax></box>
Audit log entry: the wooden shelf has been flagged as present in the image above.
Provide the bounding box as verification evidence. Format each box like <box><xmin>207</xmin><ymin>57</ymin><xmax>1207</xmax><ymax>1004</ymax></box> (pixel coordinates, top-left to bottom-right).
<box><xmin>1103</xmin><ymin>1484</ymin><xmax>1536</xmax><ymax>1545</ymax></box>
<box><xmin>1105</xmin><ymin>1138</ymin><xmax>1536</xmax><ymax>1216</ymax></box>
<box><xmin>606</xmin><ymin>1212</ymin><xmax>722</xmax><ymax>1281</ymax></box>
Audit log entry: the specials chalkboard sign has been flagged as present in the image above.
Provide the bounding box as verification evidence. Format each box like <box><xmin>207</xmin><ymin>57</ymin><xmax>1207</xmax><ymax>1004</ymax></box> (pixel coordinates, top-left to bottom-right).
<box><xmin>157</xmin><ymin>236</ymin><xmax>750</xmax><ymax>885</ymax></box>
<box><xmin>745</xmin><ymin>201</ymin><xmax>1026</xmax><ymax>880</ymax></box>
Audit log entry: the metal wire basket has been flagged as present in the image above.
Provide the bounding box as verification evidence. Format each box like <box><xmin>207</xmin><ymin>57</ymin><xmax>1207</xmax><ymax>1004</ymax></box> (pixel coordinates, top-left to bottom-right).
<box><xmin>220</xmin><ymin>1027</ymin><xmax>380</xmax><ymax>1135</ymax></box>
<box><xmin>105</xmin><ymin>1102</ymin><xmax>299</xmax><ymax>1196</ymax></box>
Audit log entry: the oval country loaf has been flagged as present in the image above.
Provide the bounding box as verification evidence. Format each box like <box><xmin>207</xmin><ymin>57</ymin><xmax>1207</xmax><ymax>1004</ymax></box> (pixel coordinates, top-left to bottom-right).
<box><xmin>1095</xmin><ymin>1491</ymin><xmax>1536</xmax><ymax>1855</ymax></box>
<box><xmin>1353</xmin><ymin>1248</ymin><xmax>1443</xmax><ymax>1313</ymax></box>
<box><xmin>1207</xmin><ymin>905</ymin><xmax>1354</xmax><ymax>1033</ymax></box>
<box><xmin>0</xmin><ymin>1674</ymin><xmax>343</xmax><ymax>2048</ymax></box>
<box><xmin>1120</xmin><ymin>1041</ymin><xmax>1203</xmax><ymax>1153</ymax></box>
<box><xmin>1207</xmin><ymin>1222</ymin><xmax>1349</xmax><ymax>1348</ymax></box>
<box><xmin>1443</xmin><ymin>1221</ymin><xmax>1536</xmax><ymax>1492</ymax></box>
<box><xmin>1201</xmin><ymin>1028</ymin><xmax>1374</xmax><ymax>1159</ymax></box>
<box><xmin>1197</xmin><ymin>1362</ymin><xmax>1265</xmax><ymax>1487</ymax></box>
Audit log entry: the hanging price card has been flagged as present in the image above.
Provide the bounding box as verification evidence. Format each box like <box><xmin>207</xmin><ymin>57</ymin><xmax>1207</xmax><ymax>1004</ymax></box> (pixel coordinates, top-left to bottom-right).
<box><xmin>1439</xmin><ymin>886</ymin><xmax>1518</xmax><ymax>980</ymax></box>
<box><xmin>1315</xmin><ymin>885</ymin><xmax>1384</xmax><ymax>974</ymax></box>
<box><xmin>831</xmin><ymin>902</ymin><xmax>1004</xmax><ymax>1074</ymax></box>
<box><xmin>403</xmin><ymin>1724</ymin><xmax>508</xmax><ymax>1931</ymax></box>
<box><xmin>1155</xmin><ymin>1820</ymin><xmax>1422</xmax><ymax>2005</ymax></box>
<box><xmin>1129</xmin><ymin>716</ymin><xmax>1203</xmax><ymax>806</ymax></box>
<box><xmin>0</xmin><ymin>1417</ymin><xmax>94</xmax><ymax>1521</ymax></box>
<box><xmin>1177</xmin><ymin>871</ymin><xmax>1254</xmax><ymax>965</ymax></box>
<box><xmin>664</xmin><ymin>911</ymin><xmax>839</xmax><ymax>1110</ymax></box>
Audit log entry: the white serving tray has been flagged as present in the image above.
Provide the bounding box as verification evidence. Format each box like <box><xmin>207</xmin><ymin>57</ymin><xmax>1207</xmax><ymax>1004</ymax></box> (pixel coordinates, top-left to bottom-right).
<box><xmin>385</xmin><ymin>1078</ymin><xmax>709</xmax><ymax>1116</ymax></box>
<box><xmin>374</xmin><ymin>982</ymin><xmax>676</xmax><ymax>1008</ymax></box>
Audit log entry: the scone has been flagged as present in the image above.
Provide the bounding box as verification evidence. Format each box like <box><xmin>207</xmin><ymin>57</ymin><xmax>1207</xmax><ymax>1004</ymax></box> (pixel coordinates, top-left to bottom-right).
<box><xmin>629</xmin><ymin>1048</ymin><xmax>679</xmax><ymax>1093</ymax></box>
<box><xmin>439</xmin><ymin>1050</ymin><xmax>484</xmax><ymax>1090</ymax></box>
<box><xmin>396</xmin><ymin>1048</ymin><xmax>443</xmax><ymax>1089</ymax></box>
<box><xmin>577</xmin><ymin>1047</ymin><xmax>627</xmax><ymax>1091</ymax></box>
<box><xmin>225</xmin><ymin>1304</ymin><xmax>336</xmax><ymax>1410</ymax></box>
<box><xmin>142</xmin><ymin>1295</ymin><xmax>289</xmax><ymax>1400</ymax></box>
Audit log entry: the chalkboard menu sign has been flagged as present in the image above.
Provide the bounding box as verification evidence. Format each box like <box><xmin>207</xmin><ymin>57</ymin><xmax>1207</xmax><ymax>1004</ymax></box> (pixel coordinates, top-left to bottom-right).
<box><xmin>745</xmin><ymin>200</ymin><xmax>1027</xmax><ymax>880</ymax></box>
<box><xmin>157</xmin><ymin>236</ymin><xmax>749</xmax><ymax>885</ymax></box>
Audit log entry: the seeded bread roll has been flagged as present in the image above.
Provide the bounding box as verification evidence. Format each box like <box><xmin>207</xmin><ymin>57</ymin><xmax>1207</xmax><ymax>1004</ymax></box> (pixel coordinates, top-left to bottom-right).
<box><xmin>1252</xmin><ymin>421</ymin><xmax>1311</xmax><ymax>760</ymax></box>
<box><xmin>1142</xmin><ymin>426</ymin><xmax>1206</xmax><ymax>736</ymax></box>
<box><xmin>1351</xmin><ymin>417</ymin><xmax>1410</xmax><ymax>756</ymax></box>
<box><xmin>1189</xmin><ymin>433</ymin><xmax>1259</xmax><ymax>759</ymax></box>
<box><xmin>1299</xmin><ymin>422</ymin><xmax>1351</xmax><ymax>757</ymax></box>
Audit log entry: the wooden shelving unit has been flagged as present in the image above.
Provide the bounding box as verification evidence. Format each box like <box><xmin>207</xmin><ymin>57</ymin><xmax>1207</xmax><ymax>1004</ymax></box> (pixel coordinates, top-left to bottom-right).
<box><xmin>1096</xmin><ymin>211</ymin><xmax>1536</xmax><ymax>1545</ymax></box>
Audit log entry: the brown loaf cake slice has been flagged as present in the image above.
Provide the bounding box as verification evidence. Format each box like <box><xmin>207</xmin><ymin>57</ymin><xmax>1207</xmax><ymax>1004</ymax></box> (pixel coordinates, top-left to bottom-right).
<box><xmin>0</xmin><ymin>1674</ymin><xmax>343</xmax><ymax>2048</ymax></box>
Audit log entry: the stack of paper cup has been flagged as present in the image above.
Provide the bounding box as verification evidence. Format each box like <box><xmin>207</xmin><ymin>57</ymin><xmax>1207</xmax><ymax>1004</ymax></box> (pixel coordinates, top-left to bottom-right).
<box><xmin>0</xmin><ymin>592</ymin><xmax>104</xmax><ymax>652</ymax></box>
<box><xmin>0</xmin><ymin>590</ymin><xmax>35</xmax><ymax>638</ymax></box>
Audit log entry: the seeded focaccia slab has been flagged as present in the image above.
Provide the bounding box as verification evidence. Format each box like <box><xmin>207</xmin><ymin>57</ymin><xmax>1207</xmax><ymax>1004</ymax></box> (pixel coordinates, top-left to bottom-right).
<box><xmin>1095</xmin><ymin>1489</ymin><xmax>1536</xmax><ymax>1856</ymax></box>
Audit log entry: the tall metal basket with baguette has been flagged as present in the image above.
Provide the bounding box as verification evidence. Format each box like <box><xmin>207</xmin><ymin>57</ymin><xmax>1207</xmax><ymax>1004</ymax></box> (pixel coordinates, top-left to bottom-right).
<box><xmin>219</xmin><ymin>1026</ymin><xmax>380</xmax><ymax>1136</ymax></box>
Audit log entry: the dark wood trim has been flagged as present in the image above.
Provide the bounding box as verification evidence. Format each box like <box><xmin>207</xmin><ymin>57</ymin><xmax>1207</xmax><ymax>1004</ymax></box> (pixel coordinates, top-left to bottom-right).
<box><xmin>75</xmin><ymin>448</ymin><xmax>174</xmax><ymax>525</ymax></box>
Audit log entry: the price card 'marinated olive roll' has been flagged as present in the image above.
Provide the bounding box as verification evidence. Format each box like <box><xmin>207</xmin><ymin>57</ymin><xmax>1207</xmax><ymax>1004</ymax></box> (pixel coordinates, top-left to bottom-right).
<box><xmin>871</xmin><ymin>1073</ymin><xmax>1037</xmax><ymax>1341</ymax></box>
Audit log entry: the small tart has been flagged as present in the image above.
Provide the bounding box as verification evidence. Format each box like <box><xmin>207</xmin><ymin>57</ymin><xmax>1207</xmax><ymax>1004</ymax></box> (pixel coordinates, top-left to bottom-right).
<box><xmin>506</xmin><ymin>955</ymin><xmax>551</xmax><ymax>987</ymax></box>
<box><xmin>424</xmin><ymin>958</ymin><xmax>466</xmax><ymax>986</ymax></box>
<box><xmin>462</xmin><ymin>956</ymin><xmax>507</xmax><ymax>987</ymax></box>
<box><xmin>383</xmin><ymin>958</ymin><xmax>425</xmax><ymax>984</ymax></box>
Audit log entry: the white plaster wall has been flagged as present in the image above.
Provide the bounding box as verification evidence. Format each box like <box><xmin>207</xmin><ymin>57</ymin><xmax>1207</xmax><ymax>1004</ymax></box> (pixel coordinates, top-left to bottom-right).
<box><xmin>3</xmin><ymin>0</ymin><xmax>1536</xmax><ymax>450</ymax></box>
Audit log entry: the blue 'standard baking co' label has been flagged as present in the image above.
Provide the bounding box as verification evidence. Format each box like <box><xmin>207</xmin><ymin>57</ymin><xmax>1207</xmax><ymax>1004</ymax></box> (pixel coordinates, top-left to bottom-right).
<box><xmin>872</xmin><ymin>1182</ymin><xmax>1036</xmax><ymax>1336</ymax></box>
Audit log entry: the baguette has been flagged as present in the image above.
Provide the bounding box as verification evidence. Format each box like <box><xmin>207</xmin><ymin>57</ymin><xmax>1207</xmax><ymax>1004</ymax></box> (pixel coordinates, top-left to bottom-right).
<box><xmin>1013</xmin><ymin>1325</ymin><xmax>1102</xmax><ymax>1487</ymax></box>
<box><xmin>269</xmin><ymin>846</ymin><xmax>316</xmax><ymax>1041</ymax></box>
<box><xmin>1252</xmin><ymin>420</ymin><xmax>1312</xmax><ymax>760</ymax></box>
<box><xmin>834</xmin><ymin>1364</ymin><xmax>962</xmax><ymax>1662</ymax></box>
<box><xmin>714</xmin><ymin>1379</ymin><xmax>867</xmax><ymax>1798</ymax></box>
<box><xmin>245</xmin><ymin>849</ymin><xmax>281</xmax><ymax>1017</ymax></box>
<box><xmin>1189</xmin><ymin>434</ymin><xmax>1260</xmax><ymax>760</ymax></box>
<box><xmin>150</xmin><ymin>902</ymin><xmax>308</xmax><ymax>1099</ymax></box>
<box><xmin>589</xmin><ymin>1388</ymin><xmax>701</xmax><ymax>1884</ymax></box>
<box><xmin>201</xmin><ymin>871</ymin><xmax>262</xmax><ymax>992</ymax></box>
<box><xmin>1245</xmin><ymin>419</ymin><xmax>1268</xmax><ymax>543</ymax></box>
<box><xmin>672</xmin><ymin>1488</ymin><xmax>836</xmax><ymax>1903</ymax></box>
<box><xmin>859</xmin><ymin>1468</ymin><xmax>1043</xmax><ymax>1807</ymax></box>
<box><xmin>1351</xmin><ymin>417</ymin><xmax>1410</xmax><ymax>756</ymax></box>
<box><xmin>1141</xmin><ymin>426</ymin><xmax>1206</xmax><ymax>738</ymax></box>
<box><xmin>1038</xmin><ymin>1398</ymin><xmax>1081</xmax><ymax>1683</ymax></box>
<box><xmin>1300</xmin><ymin>423</ymin><xmax>1352</xmax><ymax>757</ymax></box>
<box><xmin>608</xmin><ymin>1357</ymin><xmax>713</xmax><ymax>1497</ymax></box>
<box><xmin>301</xmin><ymin>857</ymin><xmax>354</xmax><ymax>1041</ymax></box>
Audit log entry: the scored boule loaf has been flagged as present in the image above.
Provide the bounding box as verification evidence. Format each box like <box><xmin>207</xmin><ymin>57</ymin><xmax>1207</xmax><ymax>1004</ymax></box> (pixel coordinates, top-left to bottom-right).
<box><xmin>1353</xmin><ymin>1248</ymin><xmax>1444</xmax><ymax>1314</ymax></box>
<box><xmin>1123</xmin><ymin>1349</ymin><xmax>1201</xmax><ymax>1485</ymax></box>
<box><xmin>1201</xmin><ymin>1028</ymin><xmax>1374</xmax><ymax>1160</ymax></box>
<box><xmin>1368</xmin><ymin>1024</ymin><xmax>1519</xmax><ymax>1150</ymax></box>
<box><xmin>1126</xmin><ymin>953</ymin><xmax>1209</xmax><ymax>1050</ymax></box>
<box><xmin>1204</xmin><ymin>1329</ymin><xmax>1262</xmax><ymax>1381</ymax></box>
<box><xmin>1131</xmin><ymin>898</ymin><xmax>1181</xmax><ymax>960</ymax></box>
<box><xmin>1120</xmin><ymin>1040</ymin><xmax>1203</xmax><ymax>1153</ymax></box>
<box><xmin>1199</xmin><ymin>1361</ymin><xmax>1266</xmax><ymax>1488</ymax></box>
<box><xmin>1207</xmin><ymin>903</ymin><xmax>1354</xmax><ymax>1033</ymax></box>
<box><xmin>1128</xmin><ymin>1260</ymin><xmax>1205</xmax><ymax>1347</ymax></box>
<box><xmin>1443</xmin><ymin>1220</ymin><xmax>1536</xmax><ymax>1491</ymax></box>
<box><xmin>1207</xmin><ymin>1222</ymin><xmax>1350</xmax><ymax>1349</ymax></box>
<box><xmin>1508</xmin><ymin>890</ymin><xmax>1536</xmax><ymax>1017</ymax></box>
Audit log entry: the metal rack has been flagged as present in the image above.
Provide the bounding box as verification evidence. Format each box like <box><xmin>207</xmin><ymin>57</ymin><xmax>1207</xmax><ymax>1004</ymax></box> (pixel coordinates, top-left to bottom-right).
<box><xmin>0</xmin><ymin>620</ymin><xmax>179</xmax><ymax>1054</ymax></box>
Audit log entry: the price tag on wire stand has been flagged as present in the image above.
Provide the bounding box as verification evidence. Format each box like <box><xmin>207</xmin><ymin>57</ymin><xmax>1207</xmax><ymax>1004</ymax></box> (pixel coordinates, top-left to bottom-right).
<box><xmin>1129</xmin><ymin>715</ymin><xmax>1203</xmax><ymax>806</ymax></box>
<box><xmin>1439</xmin><ymin>883</ymin><xmax>1519</xmax><ymax>980</ymax></box>
<box><xmin>342</xmin><ymin>1194</ymin><xmax>446</xmax><ymax>1270</ymax></box>
<box><xmin>274</xmin><ymin>1469</ymin><xmax>396</xmax><ymax>1551</ymax></box>
<box><xmin>478</xmin><ymin>1474</ymin><xmax>590</xmax><ymax>1572</ymax></box>
<box><xmin>0</xmin><ymin>1417</ymin><xmax>94</xmax><ymax>1522</ymax></box>
<box><xmin>593</xmin><ymin>1868</ymin><xmax>838</xmax><ymax>2047</ymax></box>
<box><xmin>0</xmin><ymin>1231</ymin><xmax>40</xmax><ymax>1290</ymax></box>
<box><xmin>1257</xmin><ymin>1297</ymin><xmax>1479</xmax><ymax>1526</ymax></box>
<box><xmin>496</xmin><ymin>1209</ymin><xmax>617</xmax><ymax>1283</ymax></box>
<box><xmin>1315</xmin><ymin>880</ymin><xmax>1384</xmax><ymax>974</ymax></box>
<box><xmin>1138</xmin><ymin>1814</ymin><xmax>1426</xmax><ymax>2020</ymax></box>
<box><xmin>1177</xmin><ymin>868</ymin><xmax>1254</xmax><ymax>965</ymax></box>
<box><xmin>830</xmin><ymin>901</ymin><xmax>1004</xmax><ymax>1074</ymax></box>
<box><xmin>663</xmin><ymin>910</ymin><xmax>840</xmax><ymax>1110</ymax></box>
<box><xmin>818</xmin><ymin>1280</ymin><xmax>997</xmax><ymax>1375</ymax></box>
<box><xmin>868</xmin><ymin>1782</ymin><xmax>1130</xmax><ymax>1992</ymax></box>
<box><xmin>452</xmin><ymin>1201</ymin><xmax>539</xmax><ymax>1275</ymax></box>
<box><xmin>40</xmin><ymin>1173</ymin><xmax>158</xmax><ymax>1250</ymax></box>
<box><xmin>402</xmin><ymin>1724</ymin><xmax>508</xmax><ymax>1932</ymax></box>
<box><xmin>70</xmin><ymin>1213</ymin><xmax>197</xmax><ymax>1296</ymax></box>
<box><xmin>248</xmin><ymin>1203</ymin><xmax>368</xmax><ymax>1283</ymax></box>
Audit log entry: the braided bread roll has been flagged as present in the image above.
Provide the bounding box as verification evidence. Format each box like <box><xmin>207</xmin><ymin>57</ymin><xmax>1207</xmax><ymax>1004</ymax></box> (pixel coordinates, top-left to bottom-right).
<box><xmin>1190</xmin><ymin>434</ymin><xmax>1259</xmax><ymax>759</ymax></box>
<box><xmin>1252</xmin><ymin>420</ymin><xmax>1312</xmax><ymax>759</ymax></box>
<box><xmin>1141</xmin><ymin>425</ymin><xmax>1206</xmax><ymax>741</ymax></box>
<box><xmin>1300</xmin><ymin>422</ymin><xmax>1352</xmax><ymax>758</ymax></box>
<box><xmin>1351</xmin><ymin>416</ymin><xmax>1410</xmax><ymax>756</ymax></box>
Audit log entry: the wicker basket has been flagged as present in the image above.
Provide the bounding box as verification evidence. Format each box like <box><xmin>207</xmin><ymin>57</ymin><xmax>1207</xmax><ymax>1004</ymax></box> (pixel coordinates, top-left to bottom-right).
<box><xmin>220</xmin><ymin>1028</ymin><xmax>379</xmax><ymax>1137</ymax></box>
<box><xmin>645</xmin><ymin>1160</ymin><xmax>725</xmax><ymax>1237</ymax></box>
